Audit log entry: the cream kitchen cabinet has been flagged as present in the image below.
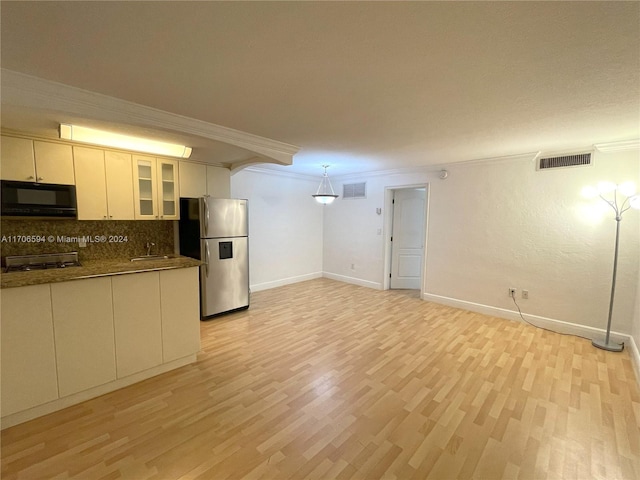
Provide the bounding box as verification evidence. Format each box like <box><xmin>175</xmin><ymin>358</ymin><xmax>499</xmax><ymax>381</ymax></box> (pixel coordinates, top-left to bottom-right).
<box><xmin>179</xmin><ymin>161</ymin><xmax>231</xmax><ymax>198</ymax></box>
<box><xmin>104</xmin><ymin>151</ymin><xmax>136</xmax><ymax>219</ymax></box>
<box><xmin>74</xmin><ymin>146</ymin><xmax>135</xmax><ymax>220</ymax></box>
<box><xmin>0</xmin><ymin>136</ymin><xmax>75</xmax><ymax>185</ymax></box>
<box><xmin>1</xmin><ymin>266</ymin><xmax>200</xmax><ymax>428</ymax></box>
<box><xmin>112</xmin><ymin>272</ymin><xmax>163</xmax><ymax>377</ymax></box>
<box><xmin>179</xmin><ymin>161</ymin><xmax>207</xmax><ymax>198</ymax></box>
<box><xmin>133</xmin><ymin>155</ymin><xmax>179</xmax><ymax>219</ymax></box>
<box><xmin>207</xmin><ymin>165</ymin><xmax>231</xmax><ymax>198</ymax></box>
<box><xmin>0</xmin><ymin>285</ymin><xmax>59</xmax><ymax>417</ymax></box>
<box><xmin>51</xmin><ymin>277</ymin><xmax>117</xmax><ymax>397</ymax></box>
<box><xmin>0</xmin><ymin>136</ymin><xmax>35</xmax><ymax>182</ymax></box>
<box><xmin>160</xmin><ymin>267</ymin><xmax>201</xmax><ymax>362</ymax></box>
<box><xmin>114</xmin><ymin>268</ymin><xmax>200</xmax><ymax>366</ymax></box>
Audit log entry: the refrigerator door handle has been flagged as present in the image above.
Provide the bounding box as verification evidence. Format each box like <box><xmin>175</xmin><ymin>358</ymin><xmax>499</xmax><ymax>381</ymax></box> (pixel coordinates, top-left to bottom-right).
<box><xmin>203</xmin><ymin>199</ymin><xmax>209</xmax><ymax>237</ymax></box>
<box><xmin>204</xmin><ymin>241</ymin><xmax>210</xmax><ymax>277</ymax></box>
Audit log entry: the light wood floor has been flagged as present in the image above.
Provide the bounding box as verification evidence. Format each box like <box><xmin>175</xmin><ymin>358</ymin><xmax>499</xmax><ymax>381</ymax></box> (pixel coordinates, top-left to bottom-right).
<box><xmin>2</xmin><ymin>278</ymin><xmax>639</xmax><ymax>479</ymax></box>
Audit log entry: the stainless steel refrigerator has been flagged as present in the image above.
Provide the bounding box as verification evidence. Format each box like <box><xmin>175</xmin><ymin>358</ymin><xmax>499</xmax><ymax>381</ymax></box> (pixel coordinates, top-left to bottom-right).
<box><xmin>179</xmin><ymin>197</ymin><xmax>249</xmax><ymax>318</ymax></box>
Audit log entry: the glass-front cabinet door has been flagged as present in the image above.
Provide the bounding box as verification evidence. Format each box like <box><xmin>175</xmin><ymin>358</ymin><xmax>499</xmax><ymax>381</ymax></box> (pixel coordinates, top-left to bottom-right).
<box><xmin>132</xmin><ymin>155</ymin><xmax>179</xmax><ymax>220</ymax></box>
<box><xmin>132</xmin><ymin>155</ymin><xmax>158</xmax><ymax>219</ymax></box>
<box><xmin>157</xmin><ymin>158</ymin><xmax>179</xmax><ymax>220</ymax></box>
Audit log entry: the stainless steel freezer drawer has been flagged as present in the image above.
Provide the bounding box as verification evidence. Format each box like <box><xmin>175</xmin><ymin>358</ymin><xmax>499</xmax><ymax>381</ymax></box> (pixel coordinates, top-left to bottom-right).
<box><xmin>200</xmin><ymin>236</ymin><xmax>249</xmax><ymax>317</ymax></box>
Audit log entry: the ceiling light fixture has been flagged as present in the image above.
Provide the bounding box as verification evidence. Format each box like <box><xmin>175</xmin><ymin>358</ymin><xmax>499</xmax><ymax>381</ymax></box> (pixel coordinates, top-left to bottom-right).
<box><xmin>59</xmin><ymin>124</ymin><xmax>192</xmax><ymax>158</ymax></box>
<box><xmin>582</xmin><ymin>181</ymin><xmax>640</xmax><ymax>352</ymax></box>
<box><xmin>312</xmin><ymin>165</ymin><xmax>339</xmax><ymax>205</ymax></box>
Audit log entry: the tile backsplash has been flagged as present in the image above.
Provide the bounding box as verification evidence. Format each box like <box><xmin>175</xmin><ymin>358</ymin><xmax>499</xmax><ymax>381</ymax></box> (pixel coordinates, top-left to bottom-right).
<box><xmin>0</xmin><ymin>219</ymin><xmax>175</xmax><ymax>262</ymax></box>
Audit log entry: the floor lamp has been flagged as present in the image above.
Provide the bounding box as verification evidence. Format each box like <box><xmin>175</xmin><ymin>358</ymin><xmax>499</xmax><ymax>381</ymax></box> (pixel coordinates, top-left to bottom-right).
<box><xmin>583</xmin><ymin>181</ymin><xmax>640</xmax><ymax>352</ymax></box>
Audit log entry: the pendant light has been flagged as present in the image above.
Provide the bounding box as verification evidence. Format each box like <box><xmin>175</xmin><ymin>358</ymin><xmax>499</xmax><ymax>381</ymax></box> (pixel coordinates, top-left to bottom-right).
<box><xmin>312</xmin><ymin>165</ymin><xmax>339</xmax><ymax>205</ymax></box>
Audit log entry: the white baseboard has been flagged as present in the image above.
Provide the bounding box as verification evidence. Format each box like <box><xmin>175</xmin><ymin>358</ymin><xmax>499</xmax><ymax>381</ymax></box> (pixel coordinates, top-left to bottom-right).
<box><xmin>422</xmin><ymin>292</ymin><xmax>630</xmax><ymax>345</ymax></box>
<box><xmin>250</xmin><ymin>272</ymin><xmax>323</xmax><ymax>292</ymax></box>
<box><xmin>322</xmin><ymin>272</ymin><xmax>383</xmax><ymax>290</ymax></box>
<box><xmin>629</xmin><ymin>335</ymin><xmax>640</xmax><ymax>386</ymax></box>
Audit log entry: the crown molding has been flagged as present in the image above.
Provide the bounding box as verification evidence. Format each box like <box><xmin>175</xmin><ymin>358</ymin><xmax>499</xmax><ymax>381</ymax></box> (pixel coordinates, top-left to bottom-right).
<box><xmin>593</xmin><ymin>139</ymin><xmax>640</xmax><ymax>152</ymax></box>
<box><xmin>239</xmin><ymin>151</ymin><xmax>541</xmax><ymax>183</ymax></box>
<box><xmin>1</xmin><ymin>69</ymin><xmax>300</xmax><ymax>166</ymax></box>
<box><xmin>331</xmin><ymin>152</ymin><xmax>540</xmax><ymax>182</ymax></box>
<box><xmin>240</xmin><ymin>165</ymin><xmax>320</xmax><ymax>181</ymax></box>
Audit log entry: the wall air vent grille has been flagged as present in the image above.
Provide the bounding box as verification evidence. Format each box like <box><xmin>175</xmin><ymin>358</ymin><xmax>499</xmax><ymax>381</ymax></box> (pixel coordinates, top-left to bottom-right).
<box><xmin>343</xmin><ymin>182</ymin><xmax>367</xmax><ymax>199</ymax></box>
<box><xmin>538</xmin><ymin>153</ymin><xmax>592</xmax><ymax>170</ymax></box>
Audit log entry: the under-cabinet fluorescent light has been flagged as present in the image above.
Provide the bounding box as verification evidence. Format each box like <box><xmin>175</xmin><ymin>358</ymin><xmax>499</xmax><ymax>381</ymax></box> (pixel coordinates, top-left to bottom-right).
<box><xmin>59</xmin><ymin>124</ymin><xmax>192</xmax><ymax>158</ymax></box>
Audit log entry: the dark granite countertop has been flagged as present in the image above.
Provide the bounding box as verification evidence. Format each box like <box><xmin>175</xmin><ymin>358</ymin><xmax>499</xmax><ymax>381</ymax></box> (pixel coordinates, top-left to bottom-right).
<box><xmin>1</xmin><ymin>256</ymin><xmax>202</xmax><ymax>289</ymax></box>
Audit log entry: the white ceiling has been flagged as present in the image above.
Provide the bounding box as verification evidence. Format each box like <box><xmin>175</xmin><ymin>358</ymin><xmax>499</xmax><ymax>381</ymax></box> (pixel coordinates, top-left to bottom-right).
<box><xmin>1</xmin><ymin>1</ymin><xmax>638</xmax><ymax>177</ymax></box>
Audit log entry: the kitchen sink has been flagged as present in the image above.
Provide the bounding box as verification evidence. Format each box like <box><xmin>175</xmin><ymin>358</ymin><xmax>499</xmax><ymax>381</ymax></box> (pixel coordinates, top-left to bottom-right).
<box><xmin>130</xmin><ymin>255</ymin><xmax>172</xmax><ymax>262</ymax></box>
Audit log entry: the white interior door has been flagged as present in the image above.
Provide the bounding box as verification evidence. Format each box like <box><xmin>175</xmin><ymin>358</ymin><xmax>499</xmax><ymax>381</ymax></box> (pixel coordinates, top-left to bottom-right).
<box><xmin>390</xmin><ymin>188</ymin><xmax>426</xmax><ymax>289</ymax></box>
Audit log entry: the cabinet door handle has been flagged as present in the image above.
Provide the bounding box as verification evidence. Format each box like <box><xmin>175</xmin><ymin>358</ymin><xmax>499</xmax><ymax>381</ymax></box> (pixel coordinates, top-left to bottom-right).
<box><xmin>103</xmin><ymin>216</ymin><xmax>107</xmax><ymax>219</ymax></box>
<box><xmin>109</xmin><ymin>215</ymin><xmax>113</xmax><ymax>219</ymax></box>
<box><xmin>27</xmin><ymin>175</ymin><xmax>34</xmax><ymax>180</ymax></box>
<box><xmin>37</xmin><ymin>177</ymin><xmax>43</xmax><ymax>181</ymax></box>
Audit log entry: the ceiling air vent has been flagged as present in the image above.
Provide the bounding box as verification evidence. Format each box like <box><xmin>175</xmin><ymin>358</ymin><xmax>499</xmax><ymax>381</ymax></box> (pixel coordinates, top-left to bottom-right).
<box><xmin>538</xmin><ymin>152</ymin><xmax>592</xmax><ymax>170</ymax></box>
<box><xmin>343</xmin><ymin>182</ymin><xmax>366</xmax><ymax>199</ymax></box>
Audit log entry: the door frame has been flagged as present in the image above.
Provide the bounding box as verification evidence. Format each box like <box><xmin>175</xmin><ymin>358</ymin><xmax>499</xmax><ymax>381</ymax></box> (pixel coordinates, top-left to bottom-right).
<box><xmin>382</xmin><ymin>183</ymin><xmax>430</xmax><ymax>298</ymax></box>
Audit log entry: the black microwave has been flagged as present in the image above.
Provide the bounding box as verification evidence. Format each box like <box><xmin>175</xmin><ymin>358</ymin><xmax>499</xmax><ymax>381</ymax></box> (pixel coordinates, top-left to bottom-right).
<box><xmin>1</xmin><ymin>180</ymin><xmax>77</xmax><ymax>218</ymax></box>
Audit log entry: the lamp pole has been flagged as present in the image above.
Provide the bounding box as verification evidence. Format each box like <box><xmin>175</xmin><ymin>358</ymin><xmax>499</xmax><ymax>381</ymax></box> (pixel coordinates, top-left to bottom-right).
<box><xmin>592</xmin><ymin>213</ymin><xmax>623</xmax><ymax>351</ymax></box>
<box><xmin>589</xmin><ymin>182</ymin><xmax>639</xmax><ymax>352</ymax></box>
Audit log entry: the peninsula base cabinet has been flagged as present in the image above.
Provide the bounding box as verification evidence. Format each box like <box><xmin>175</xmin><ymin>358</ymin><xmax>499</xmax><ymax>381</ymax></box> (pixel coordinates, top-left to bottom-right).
<box><xmin>0</xmin><ymin>267</ymin><xmax>200</xmax><ymax>428</ymax></box>
<box><xmin>0</xmin><ymin>285</ymin><xmax>59</xmax><ymax>417</ymax></box>
<box><xmin>51</xmin><ymin>277</ymin><xmax>117</xmax><ymax>397</ymax></box>
<box><xmin>112</xmin><ymin>272</ymin><xmax>163</xmax><ymax>378</ymax></box>
<box><xmin>160</xmin><ymin>268</ymin><xmax>201</xmax><ymax>362</ymax></box>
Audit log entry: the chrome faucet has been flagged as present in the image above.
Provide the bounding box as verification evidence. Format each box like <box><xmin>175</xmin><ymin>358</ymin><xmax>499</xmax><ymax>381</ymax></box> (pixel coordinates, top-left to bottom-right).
<box><xmin>146</xmin><ymin>242</ymin><xmax>155</xmax><ymax>256</ymax></box>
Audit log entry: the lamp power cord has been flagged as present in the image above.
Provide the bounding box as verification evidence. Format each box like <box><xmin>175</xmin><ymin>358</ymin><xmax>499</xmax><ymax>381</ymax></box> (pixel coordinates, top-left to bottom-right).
<box><xmin>508</xmin><ymin>292</ymin><xmax>621</xmax><ymax>345</ymax></box>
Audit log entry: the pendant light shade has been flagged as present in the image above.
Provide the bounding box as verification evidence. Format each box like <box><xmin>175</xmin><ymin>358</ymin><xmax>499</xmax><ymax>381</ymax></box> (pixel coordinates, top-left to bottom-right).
<box><xmin>312</xmin><ymin>165</ymin><xmax>339</xmax><ymax>205</ymax></box>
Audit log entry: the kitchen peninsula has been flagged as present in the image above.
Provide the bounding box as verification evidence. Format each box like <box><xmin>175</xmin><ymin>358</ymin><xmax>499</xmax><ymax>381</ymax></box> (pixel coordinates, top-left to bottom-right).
<box><xmin>0</xmin><ymin>131</ymin><xmax>216</xmax><ymax>429</ymax></box>
<box><xmin>0</xmin><ymin>94</ymin><xmax>293</xmax><ymax>429</ymax></box>
<box><xmin>1</xmin><ymin>256</ymin><xmax>201</xmax><ymax>428</ymax></box>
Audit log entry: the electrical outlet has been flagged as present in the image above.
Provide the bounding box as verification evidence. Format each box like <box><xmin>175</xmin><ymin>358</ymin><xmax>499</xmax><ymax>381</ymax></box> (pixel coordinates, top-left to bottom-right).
<box><xmin>522</xmin><ymin>290</ymin><xmax>529</xmax><ymax>299</ymax></box>
<box><xmin>509</xmin><ymin>288</ymin><xmax>516</xmax><ymax>298</ymax></box>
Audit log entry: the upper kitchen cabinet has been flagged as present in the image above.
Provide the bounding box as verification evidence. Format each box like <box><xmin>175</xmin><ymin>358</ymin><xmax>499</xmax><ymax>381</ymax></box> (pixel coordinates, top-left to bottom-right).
<box><xmin>179</xmin><ymin>161</ymin><xmax>207</xmax><ymax>198</ymax></box>
<box><xmin>179</xmin><ymin>161</ymin><xmax>230</xmax><ymax>198</ymax></box>
<box><xmin>207</xmin><ymin>165</ymin><xmax>231</xmax><ymax>198</ymax></box>
<box><xmin>0</xmin><ymin>136</ymin><xmax>75</xmax><ymax>185</ymax></box>
<box><xmin>74</xmin><ymin>146</ymin><xmax>135</xmax><ymax>220</ymax></box>
<box><xmin>33</xmin><ymin>142</ymin><xmax>75</xmax><ymax>185</ymax></box>
<box><xmin>132</xmin><ymin>155</ymin><xmax>179</xmax><ymax>220</ymax></box>
<box><xmin>0</xmin><ymin>136</ymin><xmax>34</xmax><ymax>182</ymax></box>
<box><xmin>105</xmin><ymin>151</ymin><xmax>136</xmax><ymax>220</ymax></box>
